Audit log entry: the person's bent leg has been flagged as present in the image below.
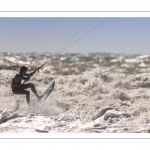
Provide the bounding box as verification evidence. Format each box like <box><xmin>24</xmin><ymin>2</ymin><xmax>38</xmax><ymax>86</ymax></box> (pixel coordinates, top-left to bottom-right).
<box><xmin>21</xmin><ymin>83</ymin><xmax>42</xmax><ymax>100</ymax></box>
<box><xmin>12</xmin><ymin>89</ymin><xmax>30</xmax><ymax>105</ymax></box>
<box><xmin>25</xmin><ymin>90</ymin><xmax>30</xmax><ymax>104</ymax></box>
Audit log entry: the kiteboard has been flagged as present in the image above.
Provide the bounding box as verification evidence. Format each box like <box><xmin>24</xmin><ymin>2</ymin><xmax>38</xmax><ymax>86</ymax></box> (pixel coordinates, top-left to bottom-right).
<box><xmin>40</xmin><ymin>81</ymin><xmax>55</xmax><ymax>101</ymax></box>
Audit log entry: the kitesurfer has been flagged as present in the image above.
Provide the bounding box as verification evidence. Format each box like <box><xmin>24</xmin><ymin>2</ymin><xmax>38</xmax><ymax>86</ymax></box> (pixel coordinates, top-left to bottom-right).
<box><xmin>11</xmin><ymin>66</ymin><xmax>43</xmax><ymax>105</ymax></box>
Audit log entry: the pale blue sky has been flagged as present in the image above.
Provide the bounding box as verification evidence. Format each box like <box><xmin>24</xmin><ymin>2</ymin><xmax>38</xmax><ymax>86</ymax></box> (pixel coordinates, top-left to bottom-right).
<box><xmin>0</xmin><ymin>17</ymin><xmax>150</xmax><ymax>54</ymax></box>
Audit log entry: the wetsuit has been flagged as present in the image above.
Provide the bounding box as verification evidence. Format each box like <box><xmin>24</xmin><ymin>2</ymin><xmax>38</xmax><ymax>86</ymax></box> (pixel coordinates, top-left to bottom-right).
<box><xmin>11</xmin><ymin>73</ymin><xmax>39</xmax><ymax>104</ymax></box>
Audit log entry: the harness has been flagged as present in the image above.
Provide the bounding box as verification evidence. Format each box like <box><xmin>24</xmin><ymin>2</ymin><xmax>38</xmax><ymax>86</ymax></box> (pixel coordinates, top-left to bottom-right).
<box><xmin>11</xmin><ymin>83</ymin><xmax>21</xmax><ymax>88</ymax></box>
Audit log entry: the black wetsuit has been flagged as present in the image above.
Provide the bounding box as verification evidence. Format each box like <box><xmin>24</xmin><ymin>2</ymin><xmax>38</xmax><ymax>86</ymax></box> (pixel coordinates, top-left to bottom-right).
<box><xmin>12</xmin><ymin>73</ymin><xmax>38</xmax><ymax>104</ymax></box>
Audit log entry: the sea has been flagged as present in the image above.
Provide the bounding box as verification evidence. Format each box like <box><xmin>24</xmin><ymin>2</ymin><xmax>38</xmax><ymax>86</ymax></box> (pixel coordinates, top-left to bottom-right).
<box><xmin>1</xmin><ymin>52</ymin><xmax>150</xmax><ymax>133</ymax></box>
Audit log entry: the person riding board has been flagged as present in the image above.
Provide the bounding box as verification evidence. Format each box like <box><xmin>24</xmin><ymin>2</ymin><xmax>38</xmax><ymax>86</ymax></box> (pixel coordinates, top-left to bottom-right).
<box><xmin>11</xmin><ymin>66</ymin><xmax>43</xmax><ymax>105</ymax></box>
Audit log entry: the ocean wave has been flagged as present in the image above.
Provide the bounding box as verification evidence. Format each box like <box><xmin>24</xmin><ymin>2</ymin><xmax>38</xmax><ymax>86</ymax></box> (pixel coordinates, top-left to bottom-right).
<box><xmin>0</xmin><ymin>52</ymin><xmax>150</xmax><ymax>75</ymax></box>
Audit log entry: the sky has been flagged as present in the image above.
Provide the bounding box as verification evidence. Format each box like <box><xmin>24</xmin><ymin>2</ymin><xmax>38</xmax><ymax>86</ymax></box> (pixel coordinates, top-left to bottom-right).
<box><xmin>0</xmin><ymin>17</ymin><xmax>150</xmax><ymax>54</ymax></box>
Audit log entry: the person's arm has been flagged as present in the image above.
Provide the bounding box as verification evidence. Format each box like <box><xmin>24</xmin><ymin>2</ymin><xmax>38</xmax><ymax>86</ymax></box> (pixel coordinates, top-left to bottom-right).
<box><xmin>22</xmin><ymin>74</ymin><xmax>30</xmax><ymax>81</ymax></box>
<box><xmin>24</xmin><ymin>72</ymin><xmax>34</xmax><ymax>77</ymax></box>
